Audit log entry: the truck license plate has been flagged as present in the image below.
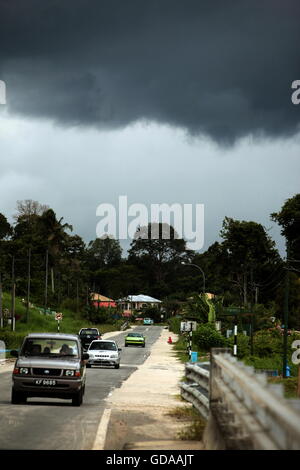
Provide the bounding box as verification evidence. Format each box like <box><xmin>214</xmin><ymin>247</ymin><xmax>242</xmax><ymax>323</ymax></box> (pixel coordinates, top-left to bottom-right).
<box><xmin>35</xmin><ymin>379</ymin><xmax>57</xmax><ymax>386</ymax></box>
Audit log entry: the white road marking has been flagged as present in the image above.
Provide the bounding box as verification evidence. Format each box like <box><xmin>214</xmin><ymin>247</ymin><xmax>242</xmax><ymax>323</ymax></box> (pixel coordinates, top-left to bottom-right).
<box><xmin>92</xmin><ymin>408</ymin><xmax>111</xmax><ymax>450</ymax></box>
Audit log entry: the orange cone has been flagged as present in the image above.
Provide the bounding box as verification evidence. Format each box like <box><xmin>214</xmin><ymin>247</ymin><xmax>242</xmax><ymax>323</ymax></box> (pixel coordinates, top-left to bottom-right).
<box><xmin>168</xmin><ymin>336</ymin><xmax>173</xmax><ymax>344</ymax></box>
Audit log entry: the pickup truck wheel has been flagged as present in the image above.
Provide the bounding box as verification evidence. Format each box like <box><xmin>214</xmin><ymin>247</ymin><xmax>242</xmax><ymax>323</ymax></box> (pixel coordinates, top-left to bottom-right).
<box><xmin>114</xmin><ymin>364</ymin><xmax>120</xmax><ymax>369</ymax></box>
<box><xmin>72</xmin><ymin>389</ymin><xmax>83</xmax><ymax>407</ymax></box>
<box><xmin>11</xmin><ymin>389</ymin><xmax>26</xmax><ymax>405</ymax></box>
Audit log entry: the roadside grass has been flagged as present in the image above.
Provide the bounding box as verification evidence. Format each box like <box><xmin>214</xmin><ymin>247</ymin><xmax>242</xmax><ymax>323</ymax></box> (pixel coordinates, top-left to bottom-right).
<box><xmin>174</xmin><ymin>394</ymin><xmax>185</xmax><ymax>401</ymax></box>
<box><xmin>0</xmin><ymin>291</ymin><xmax>125</xmax><ymax>351</ymax></box>
<box><xmin>166</xmin><ymin>405</ymin><xmax>206</xmax><ymax>441</ymax></box>
<box><xmin>267</xmin><ymin>377</ymin><xmax>299</xmax><ymax>399</ymax></box>
<box><xmin>172</xmin><ymin>335</ymin><xmax>209</xmax><ymax>363</ymax></box>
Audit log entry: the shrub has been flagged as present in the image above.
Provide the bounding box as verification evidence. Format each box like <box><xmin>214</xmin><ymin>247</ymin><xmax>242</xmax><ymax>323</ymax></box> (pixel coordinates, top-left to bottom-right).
<box><xmin>83</xmin><ymin>304</ymin><xmax>111</xmax><ymax>324</ymax></box>
<box><xmin>193</xmin><ymin>323</ymin><xmax>226</xmax><ymax>352</ymax></box>
<box><xmin>253</xmin><ymin>329</ymin><xmax>282</xmax><ymax>357</ymax></box>
<box><xmin>168</xmin><ymin>317</ymin><xmax>182</xmax><ymax>334</ymax></box>
<box><xmin>113</xmin><ymin>319</ymin><xmax>129</xmax><ymax>330</ymax></box>
<box><xmin>140</xmin><ymin>305</ymin><xmax>162</xmax><ymax>323</ymax></box>
<box><xmin>0</xmin><ymin>330</ymin><xmax>26</xmax><ymax>350</ymax></box>
<box><xmin>60</xmin><ymin>298</ymin><xmax>81</xmax><ymax>312</ymax></box>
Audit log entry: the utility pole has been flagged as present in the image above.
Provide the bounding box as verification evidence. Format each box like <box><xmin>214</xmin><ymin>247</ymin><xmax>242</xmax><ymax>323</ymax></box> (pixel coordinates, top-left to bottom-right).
<box><xmin>283</xmin><ymin>242</ymin><xmax>290</xmax><ymax>378</ymax></box>
<box><xmin>0</xmin><ymin>272</ymin><xmax>3</xmax><ymax>328</ymax></box>
<box><xmin>243</xmin><ymin>270</ymin><xmax>248</xmax><ymax>306</ymax></box>
<box><xmin>86</xmin><ymin>285</ymin><xmax>89</xmax><ymax>306</ymax></box>
<box><xmin>76</xmin><ymin>280</ymin><xmax>79</xmax><ymax>313</ymax></box>
<box><xmin>255</xmin><ymin>286</ymin><xmax>259</xmax><ymax>305</ymax></box>
<box><xmin>250</xmin><ymin>266</ymin><xmax>254</xmax><ymax>355</ymax></box>
<box><xmin>57</xmin><ymin>271</ymin><xmax>61</xmax><ymax>306</ymax></box>
<box><xmin>11</xmin><ymin>255</ymin><xmax>15</xmax><ymax>331</ymax></box>
<box><xmin>45</xmin><ymin>249</ymin><xmax>48</xmax><ymax>313</ymax></box>
<box><xmin>26</xmin><ymin>248</ymin><xmax>31</xmax><ymax>323</ymax></box>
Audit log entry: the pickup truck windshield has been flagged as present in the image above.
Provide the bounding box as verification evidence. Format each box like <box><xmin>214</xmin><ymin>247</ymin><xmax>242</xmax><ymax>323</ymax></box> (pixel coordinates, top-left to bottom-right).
<box><xmin>21</xmin><ymin>338</ymin><xmax>79</xmax><ymax>357</ymax></box>
<box><xmin>80</xmin><ymin>329</ymin><xmax>99</xmax><ymax>336</ymax></box>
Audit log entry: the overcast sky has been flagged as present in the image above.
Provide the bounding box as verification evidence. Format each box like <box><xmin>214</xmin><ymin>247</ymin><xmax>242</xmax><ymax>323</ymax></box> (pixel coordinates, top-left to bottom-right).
<box><xmin>0</xmin><ymin>0</ymin><xmax>299</xmax><ymax>256</ymax></box>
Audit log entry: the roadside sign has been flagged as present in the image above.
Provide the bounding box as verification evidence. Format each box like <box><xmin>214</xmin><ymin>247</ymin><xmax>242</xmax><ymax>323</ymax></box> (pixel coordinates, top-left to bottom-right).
<box><xmin>55</xmin><ymin>312</ymin><xmax>63</xmax><ymax>332</ymax></box>
<box><xmin>292</xmin><ymin>340</ymin><xmax>300</xmax><ymax>365</ymax></box>
<box><xmin>181</xmin><ymin>321</ymin><xmax>197</xmax><ymax>332</ymax></box>
<box><xmin>187</xmin><ymin>321</ymin><xmax>197</xmax><ymax>332</ymax></box>
<box><xmin>292</xmin><ymin>340</ymin><xmax>300</xmax><ymax>398</ymax></box>
<box><xmin>180</xmin><ymin>322</ymin><xmax>187</xmax><ymax>332</ymax></box>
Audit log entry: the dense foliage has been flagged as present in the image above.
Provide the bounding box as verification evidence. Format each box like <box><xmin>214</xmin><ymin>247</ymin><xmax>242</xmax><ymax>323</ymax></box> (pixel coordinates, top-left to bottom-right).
<box><xmin>0</xmin><ymin>195</ymin><xmax>299</xmax><ymax>331</ymax></box>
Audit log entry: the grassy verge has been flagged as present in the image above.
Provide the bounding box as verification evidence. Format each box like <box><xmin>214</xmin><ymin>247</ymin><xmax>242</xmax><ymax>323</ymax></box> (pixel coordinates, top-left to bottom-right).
<box><xmin>166</xmin><ymin>406</ymin><xmax>206</xmax><ymax>441</ymax></box>
<box><xmin>172</xmin><ymin>335</ymin><xmax>210</xmax><ymax>363</ymax></box>
<box><xmin>0</xmin><ymin>292</ymin><xmax>127</xmax><ymax>351</ymax></box>
<box><xmin>267</xmin><ymin>377</ymin><xmax>299</xmax><ymax>399</ymax></box>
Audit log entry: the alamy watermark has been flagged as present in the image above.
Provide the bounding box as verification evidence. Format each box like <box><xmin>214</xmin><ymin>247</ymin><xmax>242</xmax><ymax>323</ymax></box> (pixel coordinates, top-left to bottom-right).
<box><xmin>291</xmin><ymin>80</ymin><xmax>300</xmax><ymax>105</ymax></box>
<box><xmin>96</xmin><ymin>196</ymin><xmax>204</xmax><ymax>250</ymax></box>
<box><xmin>0</xmin><ymin>80</ymin><xmax>6</xmax><ymax>105</ymax></box>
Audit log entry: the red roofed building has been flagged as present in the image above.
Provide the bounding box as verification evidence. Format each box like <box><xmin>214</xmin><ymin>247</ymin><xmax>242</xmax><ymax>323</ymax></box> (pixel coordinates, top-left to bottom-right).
<box><xmin>91</xmin><ymin>293</ymin><xmax>116</xmax><ymax>308</ymax></box>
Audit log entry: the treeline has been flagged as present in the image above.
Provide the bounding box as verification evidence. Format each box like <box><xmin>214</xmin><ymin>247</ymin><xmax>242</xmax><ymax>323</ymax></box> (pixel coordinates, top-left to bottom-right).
<box><xmin>0</xmin><ymin>195</ymin><xmax>300</xmax><ymax>327</ymax></box>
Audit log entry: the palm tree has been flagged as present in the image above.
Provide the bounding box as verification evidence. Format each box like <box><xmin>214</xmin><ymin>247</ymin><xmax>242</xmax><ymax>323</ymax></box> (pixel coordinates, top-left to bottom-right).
<box><xmin>40</xmin><ymin>209</ymin><xmax>73</xmax><ymax>293</ymax></box>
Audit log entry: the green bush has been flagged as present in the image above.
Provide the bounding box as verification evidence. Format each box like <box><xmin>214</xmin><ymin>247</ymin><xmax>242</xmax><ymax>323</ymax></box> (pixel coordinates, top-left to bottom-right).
<box><xmin>83</xmin><ymin>304</ymin><xmax>112</xmax><ymax>324</ymax></box>
<box><xmin>140</xmin><ymin>305</ymin><xmax>162</xmax><ymax>323</ymax></box>
<box><xmin>113</xmin><ymin>319</ymin><xmax>129</xmax><ymax>330</ymax></box>
<box><xmin>193</xmin><ymin>323</ymin><xmax>226</xmax><ymax>352</ymax></box>
<box><xmin>0</xmin><ymin>330</ymin><xmax>26</xmax><ymax>350</ymax></box>
<box><xmin>227</xmin><ymin>333</ymin><xmax>250</xmax><ymax>358</ymax></box>
<box><xmin>244</xmin><ymin>354</ymin><xmax>298</xmax><ymax>377</ymax></box>
<box><xmin>60</xmin><ymin>298</ymin><xmax>81</xmax><ymax>312</ymax></box>
<box><xmin>253</xmin><ymin>329</ymin><xmax>283</xmax><ymax>357</ymax></box>
<box><xmin>168</xmin><ymin>317</ymin><xmax>181</xmax><ymax>334</ymax></box>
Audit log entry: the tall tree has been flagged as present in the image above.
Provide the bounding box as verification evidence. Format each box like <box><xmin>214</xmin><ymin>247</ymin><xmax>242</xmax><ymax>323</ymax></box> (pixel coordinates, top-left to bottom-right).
<box><xmin>220</xmin><ymin>217</ymin><xmax>280</xmax><ymax>305</ymax></box>
<box><xmin>14</xmin><ymin>199</ymin><xmax>49</xmax><ymax>222</ymax></box>
<box><xmin>271</xmin><ymin>194</ymin><xmax>300</xmax><ymax>260</ymax></box>
<box><xmin>39</xmin><ymin>209</ymin><xmax>73</xmax><ymax>293</ymax></box>
<box><xmin>86</xmin><ymin>237</ymin><xmax>122</xmax><ymax>271</ymax></box>
<box><xmin>127</xmin><ymin>222</ymin><xmax>192</xmax><ymax>298</ymax></box>
<box><xmin>0</xmin><ymin>213</ymin><xmax>12</xmax><ymax>240</ymax></box>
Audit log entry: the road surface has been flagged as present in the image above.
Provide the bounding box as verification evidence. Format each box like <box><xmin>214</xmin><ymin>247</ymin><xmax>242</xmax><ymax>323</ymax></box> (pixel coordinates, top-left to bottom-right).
<box><xmin>0</xmin><ymin>325</ymin><xmax>162</xmax><ymax>450</ymax></box>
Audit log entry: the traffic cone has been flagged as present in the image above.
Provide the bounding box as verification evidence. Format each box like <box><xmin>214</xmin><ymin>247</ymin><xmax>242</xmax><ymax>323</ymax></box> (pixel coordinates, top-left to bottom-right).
<box><xmin>168</xmin><ymin>336</ymin><xmax>173</xmax><ymax>344</ymax></box>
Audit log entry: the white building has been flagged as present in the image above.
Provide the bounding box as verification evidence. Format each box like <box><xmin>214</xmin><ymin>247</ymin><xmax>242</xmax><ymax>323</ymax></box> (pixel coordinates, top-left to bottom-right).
<box><xmin>118</xmin><ymin>294</ymin><xmax>162</xmax><ymax>313</ymax></box>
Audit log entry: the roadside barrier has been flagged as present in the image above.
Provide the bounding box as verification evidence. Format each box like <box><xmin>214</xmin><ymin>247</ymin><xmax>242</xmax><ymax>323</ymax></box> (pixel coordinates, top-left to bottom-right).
<box><xmin>180</xmin><ymin>348</ymin><xmax>300</xmax><ymax>449</ymax></box>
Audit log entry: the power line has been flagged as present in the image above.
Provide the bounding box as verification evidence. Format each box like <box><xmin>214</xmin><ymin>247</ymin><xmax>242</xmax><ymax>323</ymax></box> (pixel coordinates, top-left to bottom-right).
<box><xmin>259</xmin><ymin>278</ymin><xmax>285</xmax><ymax>293</ymax></box>
<box><xmin>250</xmin><ymin>263</ymin><xmax>284</xmax><ymax>288</ymax></box>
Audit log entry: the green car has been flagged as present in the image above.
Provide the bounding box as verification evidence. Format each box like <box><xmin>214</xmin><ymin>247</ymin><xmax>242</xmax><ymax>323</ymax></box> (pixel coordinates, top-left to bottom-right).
<box><xmin>125</xmin><ymin>332</ymin><xmax>145</xmax><ymax>348</ymax></box>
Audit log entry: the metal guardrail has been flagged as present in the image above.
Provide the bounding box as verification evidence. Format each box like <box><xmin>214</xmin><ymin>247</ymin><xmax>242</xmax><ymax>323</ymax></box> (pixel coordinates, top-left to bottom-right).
<box><xmin>120</xmin><ymin>321</ymin><xmax>129</xmax><ymax>331</ymax></box>
<box><xmin>181</xmin><ymin>349</ymin><xmax>300</xmax><ymax>450</ymax></box>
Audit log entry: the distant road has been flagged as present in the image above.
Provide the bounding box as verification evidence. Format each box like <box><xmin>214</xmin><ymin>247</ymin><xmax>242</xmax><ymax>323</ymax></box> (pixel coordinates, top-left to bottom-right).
<box><xmin>0</xmin><ymin>326</ymin><xmax>163</xmax><ymax>450</ymax></box>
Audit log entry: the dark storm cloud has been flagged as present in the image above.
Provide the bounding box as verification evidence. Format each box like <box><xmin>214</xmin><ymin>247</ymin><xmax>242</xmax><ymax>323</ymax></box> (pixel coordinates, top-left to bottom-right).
<box><xmin>0</xmin><ymin>0</ymin><xmax>300</xmax><ymax>143</ymax></box>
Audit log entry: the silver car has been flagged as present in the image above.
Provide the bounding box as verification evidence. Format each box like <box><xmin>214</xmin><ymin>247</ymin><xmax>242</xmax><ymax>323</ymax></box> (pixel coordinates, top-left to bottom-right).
<box><xmin>11</xmin><ymin>333</ymin><xmax>89</xmax><ymax>406</ymax></box>
<box><xmin>87</xmin><ymin>340</ymin><xmax>121</xmax><ymax>369</ymax></box>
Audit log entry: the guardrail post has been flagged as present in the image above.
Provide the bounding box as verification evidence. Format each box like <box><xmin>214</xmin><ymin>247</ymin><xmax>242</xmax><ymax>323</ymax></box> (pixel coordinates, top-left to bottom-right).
<box><xmin>210</xmin><ymin>348</ymin><xmax>231</xmax><ymax>408</ymax></box>
<box><xmin>203</xmin><ymin>348</ymin><xmax>232</xmax><ymax>450</ymax></box>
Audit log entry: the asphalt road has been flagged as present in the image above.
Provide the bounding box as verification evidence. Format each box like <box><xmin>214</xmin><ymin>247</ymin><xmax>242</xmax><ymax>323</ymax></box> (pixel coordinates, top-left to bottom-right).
<box><xmin>0</xmin><ymin>325</ymin><xmax>163</xmax><ymax>450</ymax></box>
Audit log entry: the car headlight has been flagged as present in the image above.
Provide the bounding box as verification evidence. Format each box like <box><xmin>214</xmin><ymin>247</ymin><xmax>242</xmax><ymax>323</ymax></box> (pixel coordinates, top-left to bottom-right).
<box><xmin>64</xmin><ymin>370</ymin><xmax>75</xmax><ymax>377</ymax></box>
<box><xmin>110</xmin><ymin>354</ymin><xmax>118</xmax><ymax>358</ymax></box>
<box><xmin>20</xmin><ymin>367</ymin><xmax>29</xmax><ymax>375</ymax></box>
